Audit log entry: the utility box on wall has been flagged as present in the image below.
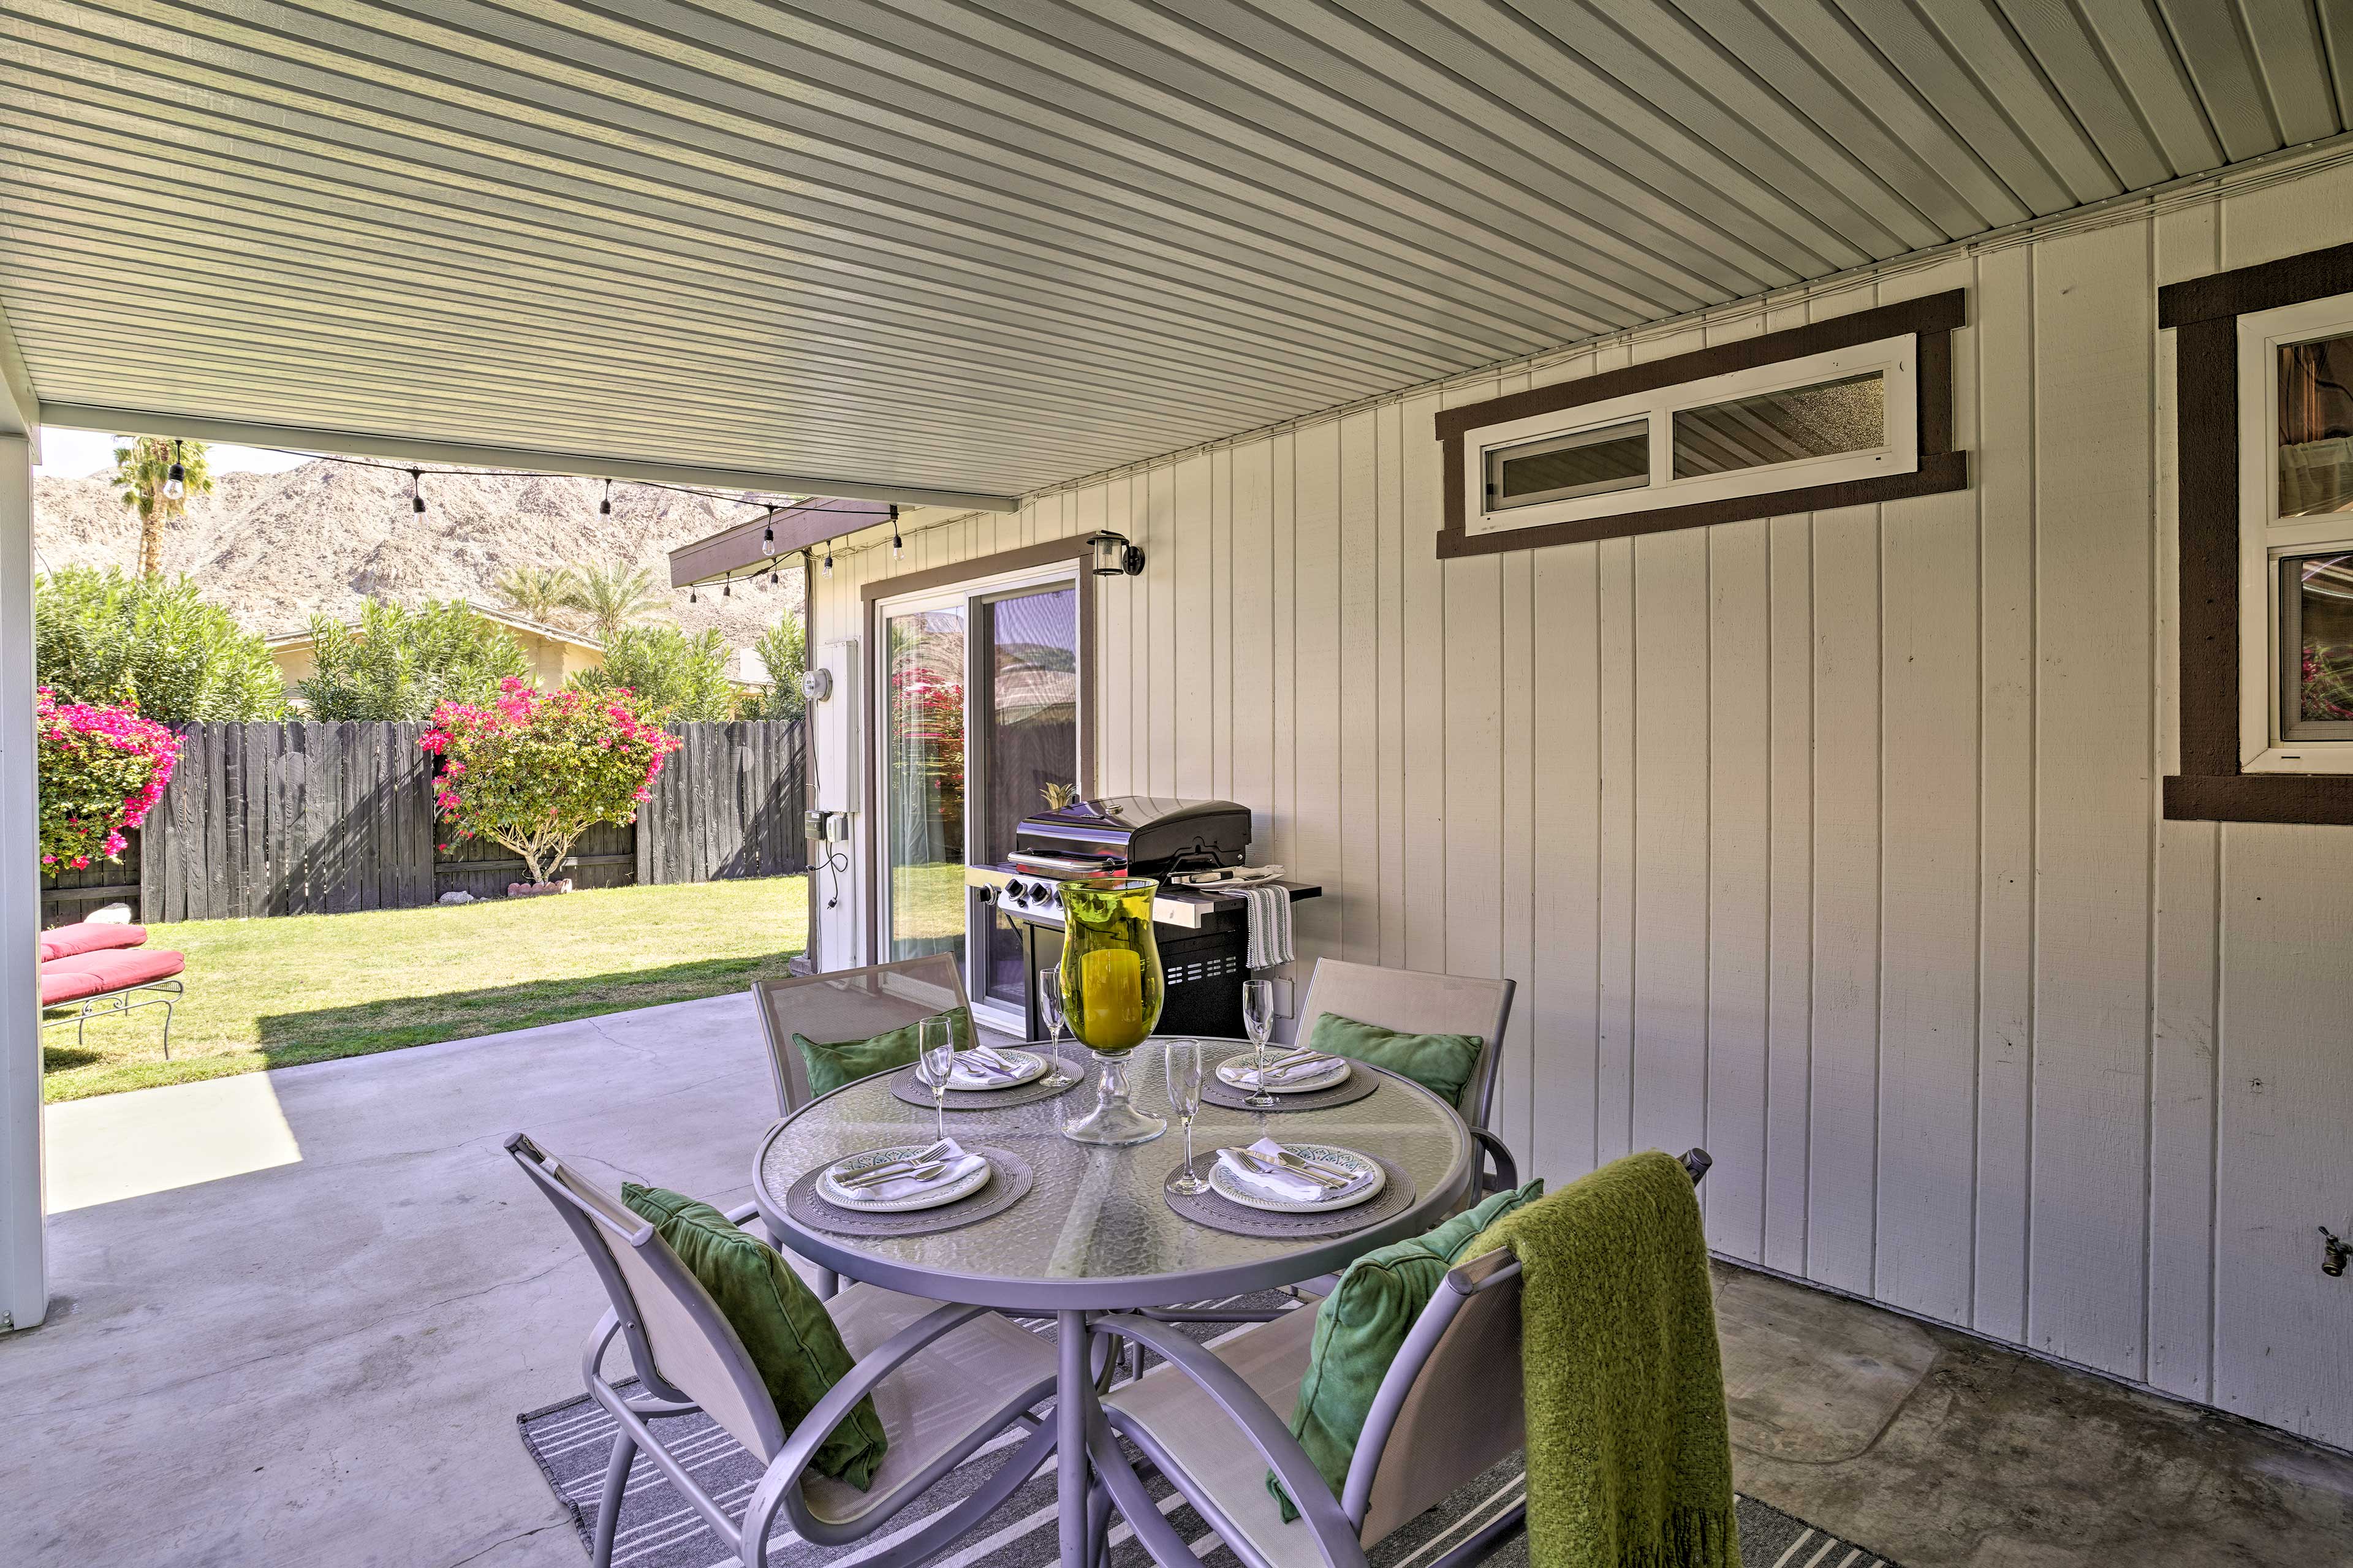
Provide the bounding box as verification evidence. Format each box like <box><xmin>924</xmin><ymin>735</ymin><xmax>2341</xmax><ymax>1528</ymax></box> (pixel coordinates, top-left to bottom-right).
<box><xmin>811</xmin><ymin>638</ymin><xmax>861</xmax><ymax>817</ymax></box>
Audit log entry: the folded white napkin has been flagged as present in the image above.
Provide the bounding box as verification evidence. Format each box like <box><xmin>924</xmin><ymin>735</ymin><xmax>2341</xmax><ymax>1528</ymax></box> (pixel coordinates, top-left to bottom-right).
<box><xmin>833</xmin><ymin>1139</ymin><xmax>987</xmax><ymax>1203</ymax></box>
<box><xmin>1226</xmin><ymin>1051</ymin><xmax>1342</xmax><ymax>1089</ymax></box>
<box><xmin>1214</xmin><ymin>1137</ymin><xmax>1371</xmax><ymax>1204</ymax></box>
<box><xmin>943</xmin><ymin>1048</ymin><xmax>1029</xmax><ymax>1090</ymax></box>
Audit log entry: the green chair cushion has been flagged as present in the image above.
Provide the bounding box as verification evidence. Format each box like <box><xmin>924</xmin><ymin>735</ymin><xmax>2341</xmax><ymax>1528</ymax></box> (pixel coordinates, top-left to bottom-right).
<box><xmin>1270</xmin><ymin>1177</ymin><xmax>1545</xmax><ymax>1519</ymax></box>
<box><xmin>622</xmin><ymin>1183</ymin><xmax>890</xmax><ymax>1490</ymax></box>
<box><xmin>1307</xmin><ymin>1011</ymin><xmax>1485</xmax><ymax>1111</ymax></box>
<box><xmin>794</xmin><ymin>1004</ymin><xmax>973</xmax><ymax>1098</ymax></box>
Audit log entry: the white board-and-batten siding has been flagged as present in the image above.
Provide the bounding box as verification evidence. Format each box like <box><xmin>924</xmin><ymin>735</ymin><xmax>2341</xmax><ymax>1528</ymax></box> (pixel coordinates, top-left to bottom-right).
<box><xmin>810</xmin><ymin>162</ymin><xmax>2353</xmax><ymax>1450</ymax></box>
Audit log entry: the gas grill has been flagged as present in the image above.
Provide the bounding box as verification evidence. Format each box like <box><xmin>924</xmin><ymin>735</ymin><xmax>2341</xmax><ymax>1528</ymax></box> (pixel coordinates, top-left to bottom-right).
<box><xmin>964</xmin><ymin>795</ymin><xmax>1317</xmax><ymax>1038</ymax></box>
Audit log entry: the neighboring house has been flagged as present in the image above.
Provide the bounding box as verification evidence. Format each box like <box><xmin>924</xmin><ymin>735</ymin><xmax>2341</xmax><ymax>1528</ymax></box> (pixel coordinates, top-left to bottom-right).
<box><xmin>263</xmin><ymin>603</ymin><xmax>605</xmax><ymax>695</ymax></box>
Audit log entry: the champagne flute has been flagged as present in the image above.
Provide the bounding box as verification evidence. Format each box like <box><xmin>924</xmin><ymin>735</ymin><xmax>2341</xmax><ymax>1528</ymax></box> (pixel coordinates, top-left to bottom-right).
<box><xmin>1036</xmin><ymin>965</ymin><xmax>1076</xmax><ymax>1089</ymax></box>
<box><xmin>1240</xmin><ymin>980</ymin><xmax>1278</xmax><ymax>1109</ymax></box>
<box><xmin>1165</xmin><ymin>1037</ymin><xmax>1208</xmax><ymax>1193</ymax></box>
<box><xmin>919</xmin><ymin>1017</ymin><xmax>957</xmax><ymax>1144</ymax></box>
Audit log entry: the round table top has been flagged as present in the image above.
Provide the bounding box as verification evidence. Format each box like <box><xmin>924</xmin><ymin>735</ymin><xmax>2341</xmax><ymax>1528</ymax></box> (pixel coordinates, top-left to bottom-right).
<box><xmin>753</xmin><ymin>1037</ymin><xmax>1475</xmax><ymax>1312</ymax></box>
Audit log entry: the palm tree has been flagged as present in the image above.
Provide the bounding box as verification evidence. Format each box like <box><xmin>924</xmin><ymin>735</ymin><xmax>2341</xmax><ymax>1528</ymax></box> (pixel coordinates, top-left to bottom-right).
<box><xmin>562</xmin><ymin>563</ymin><xmax>665</xmax><ymax>642</ymax></box>
<box><xmin>111</xmin><ymin>436</ymin><xmax>213</xmax><ymax>577</ymax></box>
<box><xmin>494</xmin><ymin>564</ymin><xmax>580</xmax><ymax>625</ymax></box>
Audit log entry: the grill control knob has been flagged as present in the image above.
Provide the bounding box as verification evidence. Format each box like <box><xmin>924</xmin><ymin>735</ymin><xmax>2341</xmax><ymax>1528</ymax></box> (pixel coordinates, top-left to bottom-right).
<box><xmin>1005</xmin><ymin>879</ymin><xmax>1030</xmax><ymax>903</ymax></box>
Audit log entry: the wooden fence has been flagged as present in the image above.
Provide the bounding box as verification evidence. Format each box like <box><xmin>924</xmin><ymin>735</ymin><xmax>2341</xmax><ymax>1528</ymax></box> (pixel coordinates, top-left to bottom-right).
<box><xmin>39</xmin><ymin>719</ymin><xmax>805</xmax><ymax>926</ymax></box>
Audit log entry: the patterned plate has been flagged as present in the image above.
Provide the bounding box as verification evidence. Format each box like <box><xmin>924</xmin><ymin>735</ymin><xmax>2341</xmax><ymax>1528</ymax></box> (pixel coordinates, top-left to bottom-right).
<box><xmin>1214</xmin><ymin>1055</ymin><xmax>1352</xmax><ymax>1094</ymax></box>
<box><xmin>941</xmin><ymin>1048</ymin><xmax>1047</xmax><ymax>1091</ymax></box>
<box><xmin>817</xmin><ymin>1145</ymin><xmax>995</xmax><ymax>1212</ymax></box>
<box><xmin>1207</xmin><ymin>1143</ymin><xmax>1387</xmax><ymax>1213</ymax></box>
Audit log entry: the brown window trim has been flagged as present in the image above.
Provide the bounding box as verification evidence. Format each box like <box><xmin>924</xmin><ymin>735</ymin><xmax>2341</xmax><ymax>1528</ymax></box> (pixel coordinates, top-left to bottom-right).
<box><xmin>860</xmin><ymin>535</ymin><xmax>1098</xmax><ymax>964</ymax></box>
<box><xmin>1433</xmin><ymin>291</ymin><xmax>1969</xmax><ymax>558</ymax></box>
<box><xmin>2159</xmin><ymin>241</ymin><xmax>2353</xmax><ymax>826</ymax></box>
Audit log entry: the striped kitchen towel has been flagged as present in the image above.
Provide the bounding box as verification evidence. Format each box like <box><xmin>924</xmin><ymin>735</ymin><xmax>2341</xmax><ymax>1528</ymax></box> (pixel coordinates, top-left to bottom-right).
<box><xmin>1213</xmin><ymin>882</ymin><xmax>1293</xmax><ymax>970</ymax></box>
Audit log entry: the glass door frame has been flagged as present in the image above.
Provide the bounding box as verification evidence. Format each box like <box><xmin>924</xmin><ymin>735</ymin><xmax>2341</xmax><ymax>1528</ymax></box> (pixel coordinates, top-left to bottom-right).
<box><xmin>866</xmin><ymin>548</ymin><xmax>1093</xmax><ymax>1033</ymax></box>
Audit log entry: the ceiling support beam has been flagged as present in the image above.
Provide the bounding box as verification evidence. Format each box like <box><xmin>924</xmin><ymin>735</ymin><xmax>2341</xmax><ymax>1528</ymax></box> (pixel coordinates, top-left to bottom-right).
<box><xmin>34</xmin><ymin>404</ymin><xmax>1020</xmax><ymax>514</ymax></box>
<box><xmin>0</xmin><ymin>303</ymin><xmax>39</xmax><ymax>457</ymax></box>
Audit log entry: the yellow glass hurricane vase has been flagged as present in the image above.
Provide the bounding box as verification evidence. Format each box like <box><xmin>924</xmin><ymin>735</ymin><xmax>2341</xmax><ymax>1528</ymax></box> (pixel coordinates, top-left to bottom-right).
<box><xmin>1057</xmin><ymin>876</ymin><xmax>1167</xmax><ymax>1145</ymax></box>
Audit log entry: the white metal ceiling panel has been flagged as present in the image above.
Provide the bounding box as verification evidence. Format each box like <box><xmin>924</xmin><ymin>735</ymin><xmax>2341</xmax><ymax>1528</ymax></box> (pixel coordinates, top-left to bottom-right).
<box><xmin>0</xmin><ymin>0</ymin><xmax>2344</xmax><ymax>503</ymax></box>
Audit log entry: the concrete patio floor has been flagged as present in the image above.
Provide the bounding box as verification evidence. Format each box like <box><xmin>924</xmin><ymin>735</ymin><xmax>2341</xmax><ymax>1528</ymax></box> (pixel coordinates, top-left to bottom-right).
<box><xmin>4</xmin><ymin>992</ymin><xmax>2347</xmax><ymax>1567</ymax></box>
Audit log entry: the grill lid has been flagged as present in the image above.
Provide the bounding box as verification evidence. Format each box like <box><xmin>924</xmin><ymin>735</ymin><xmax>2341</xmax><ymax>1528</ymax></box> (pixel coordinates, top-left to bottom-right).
<box><xmin>1015</xmin><ymin>795</ymin><xmax>1250</xmax><ymax>874</ymax></box>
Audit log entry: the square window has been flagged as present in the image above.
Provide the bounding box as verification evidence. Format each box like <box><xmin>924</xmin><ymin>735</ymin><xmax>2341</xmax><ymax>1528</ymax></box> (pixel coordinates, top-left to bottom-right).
<box><xmin>2282</xmin><ymin>550</ymin><xmax>2353</xmax><ymax>740</ymax></box>
<box><xmin>1483</xmin><ymin>418</ymin><xmax>1648</xmax><ymax>511</ymax></box>
<box><xmin>2278</xmin><ymin>334</ymin><xmax>2353</xmax><ymax>517</ymax></box>
<box><xmin>1672</xmin><ymin>371</ymin><xmax>1886</xmax><ymax>479</ymax></box>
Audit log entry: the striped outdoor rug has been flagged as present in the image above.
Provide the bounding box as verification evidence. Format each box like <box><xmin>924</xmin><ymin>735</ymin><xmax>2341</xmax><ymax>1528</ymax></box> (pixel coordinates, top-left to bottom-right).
<box><xmin>517</xmin><ymin>1300</ymin><xmax>1903</xmax><ymax>1568</ymax></box>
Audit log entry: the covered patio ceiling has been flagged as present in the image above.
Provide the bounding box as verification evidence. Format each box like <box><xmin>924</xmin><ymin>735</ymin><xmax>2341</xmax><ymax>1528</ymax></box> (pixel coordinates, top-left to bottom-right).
<box><xmin>4</xmin><ymin>2</ymin><xmax>2349</xmax><ymax>509</ymax></box>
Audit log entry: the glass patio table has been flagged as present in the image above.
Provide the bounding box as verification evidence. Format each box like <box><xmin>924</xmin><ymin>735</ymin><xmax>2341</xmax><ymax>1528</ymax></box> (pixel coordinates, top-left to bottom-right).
<box><xmin>751</xmin><ymin>1036</ymin><xmax>1474</xmax><ymax>1568</ymax></box>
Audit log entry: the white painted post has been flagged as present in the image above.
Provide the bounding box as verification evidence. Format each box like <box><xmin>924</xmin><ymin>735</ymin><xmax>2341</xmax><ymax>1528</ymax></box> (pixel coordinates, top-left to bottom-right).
<box><xmin>0</xmin><ymin>434</ymin><xmax>43</xmax><ymax>1330</ymax></box>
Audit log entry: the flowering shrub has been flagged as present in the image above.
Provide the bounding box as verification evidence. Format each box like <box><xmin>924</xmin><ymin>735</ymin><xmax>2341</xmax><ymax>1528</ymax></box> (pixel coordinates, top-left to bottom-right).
<box><xmin>36</xmin><ymin>689</ymin><xmax>180</xmax><ymax>870</ymax></box>
<box><xmin>421</xmin><ymin>678</ymin><xmax>679</xmax><ymax>887</ymax></box>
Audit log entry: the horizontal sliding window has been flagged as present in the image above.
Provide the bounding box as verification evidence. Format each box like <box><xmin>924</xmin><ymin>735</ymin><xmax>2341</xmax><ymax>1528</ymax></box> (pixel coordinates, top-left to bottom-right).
<box><xmin>1672</xmin><ymin>371</ymin><xmax>1885</xmax><ymax>478</ymax></box>
<box><xmin>2278</xmin><ymin>333</ymin><xmax>2353</xmax><ymax>517</ymax></box>
<box><xmin>1485</xmin><ymin>419</ymin><xmax>1646</xmax><ymax>510</ymax></box>
<box><xmin>1459</xmin><ymin>331</ymin><xmax>1920</xmax><ymax>540</ymax></box>
<box><xmin>2281</xmin><ymin>551</ymin><xmax>2353</xmax><ymax>740</ymax></box>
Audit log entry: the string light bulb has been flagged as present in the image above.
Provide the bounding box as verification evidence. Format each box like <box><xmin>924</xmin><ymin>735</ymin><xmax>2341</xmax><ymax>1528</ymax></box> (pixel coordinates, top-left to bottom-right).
<box><xmin>410</xmin><ymin>468</ymin><xmax>426</xmax><ymax>514</ymax></box>
<box><xmin>722</xmin><ymin>577</ymin><xmax>732</xmax><ymax>597</ymax></box>
<box><xmin>162</xmin><ymin>439</ymin><xmax>186</xmax><ymax>502</ymax></box>
<box><xmin>599</xmin><ymin>478</ymin><xmax>613</xmax><ymax>516</ymax></box>
<box><xmin>822</xmin><ymin>541</ymin><xmax>833</xmax><ymax>576</ymax></box>
<box><xmin>761</xmin><ymin>523</ymin><xmax>775</xmax><ymax>558</ymax></box>
<box><xmin>769</xmin><ymin>566</ymin><xmax>778</xmax><ymax>586</ymax></box>
<box><xmin>891</xmin><ymin>504</ymin><xmax>903</xmax><ymax>559</ymax></box>
<box><xmin>689</xmin><ymin>587</ymin><xmax>697</xmax><ymax>604</ymax></box>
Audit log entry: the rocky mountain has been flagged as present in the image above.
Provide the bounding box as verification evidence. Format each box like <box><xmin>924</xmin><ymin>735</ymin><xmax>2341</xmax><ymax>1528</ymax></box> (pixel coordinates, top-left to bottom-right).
<box><xmin>31</xmin><ymin>458</ymin><xmax>802</xmax><ymax>653</ymax></box>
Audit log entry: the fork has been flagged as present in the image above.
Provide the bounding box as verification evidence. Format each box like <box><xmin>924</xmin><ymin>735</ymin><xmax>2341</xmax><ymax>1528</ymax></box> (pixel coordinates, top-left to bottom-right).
<box><xmin>1238</xmin><ymin>1148</ymin><xmax>1346</xmax><ymax>1190</ymax></box>
<box><xmin>833</xmin><ymin>1139</ymin><xmax>950</xmax><ymax>1185</ymax></box>
<box><xmin>841</xmin><ymin>1158</ymin><xmax>949</xmax><ymax>1190</ymax></box>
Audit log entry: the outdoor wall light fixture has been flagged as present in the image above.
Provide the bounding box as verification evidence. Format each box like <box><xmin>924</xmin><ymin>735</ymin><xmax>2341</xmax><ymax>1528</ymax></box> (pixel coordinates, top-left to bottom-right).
<box><xmin>1088</xmin><ymin>528</ymin><xmax>1146</xmax><ymax>576</ymax></box>
<box><xmin>162</xmin><ymin>440</ymin><xmax>186</xmax><ymax>501</ymax></box>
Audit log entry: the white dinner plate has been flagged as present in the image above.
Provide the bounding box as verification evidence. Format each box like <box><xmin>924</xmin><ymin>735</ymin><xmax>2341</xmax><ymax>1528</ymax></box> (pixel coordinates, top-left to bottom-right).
<box><xmin>819</xmin><ymin>1145</ymin><xmax>994</xmax><ymax>1211</ymax></box>
<box><xmin>1216</xmin><ymin>1055</ymin><xmax>1352</xmax><ymax>1094</ymax></box>
<box><xmin>1208</xmin><ymin>1143</ymin><xmax>1386</xmax><ymax>1213</ymax></box>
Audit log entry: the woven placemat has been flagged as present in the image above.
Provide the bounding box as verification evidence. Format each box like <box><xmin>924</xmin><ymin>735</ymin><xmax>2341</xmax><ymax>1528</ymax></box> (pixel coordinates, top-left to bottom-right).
<box><xmin>1200</xmin><ymin>1066</ymin><xmax>1381</xmax><ymax>1113</ymax></box>
<box><xmin>785</xmin><ymin>1146</ymin><xmax>1034</xmax><ymax>1237</ymax></box>
<box><xmin>886</xmin><ymin>1059</ymin><xmax>1085</xmax><ymax>1111</ymax></box>
<box><xmin>1162</xmin><ymin>1152</ymin><xmax>1414</xmax><ymax>1238</ymax></box>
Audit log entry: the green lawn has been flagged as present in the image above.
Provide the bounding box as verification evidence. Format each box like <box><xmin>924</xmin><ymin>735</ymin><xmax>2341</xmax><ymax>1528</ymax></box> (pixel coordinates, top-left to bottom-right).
<box><xmin>42</xmin><ymin>877</ymin><xmax>809</xmax><ymax>1102</ymax></box>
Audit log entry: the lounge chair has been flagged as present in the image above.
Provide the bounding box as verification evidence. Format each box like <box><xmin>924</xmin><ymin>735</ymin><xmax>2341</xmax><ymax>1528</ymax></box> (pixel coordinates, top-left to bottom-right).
<box><xmin>38</xmin><ymin>920</ymin><xmax>186</xmax><ymax>1057</ymax></box>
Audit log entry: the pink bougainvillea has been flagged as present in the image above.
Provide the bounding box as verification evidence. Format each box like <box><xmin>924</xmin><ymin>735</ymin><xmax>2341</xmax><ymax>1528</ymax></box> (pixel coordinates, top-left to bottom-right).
<box><xmin>36</xmin><ymin>688</ymin><xmax>180</xmax><ymax>869</ymax></box>
<box><xmin>421</xmin><ymin>678</ymin><xmax>679</xmax><ymax>887</ymax></box>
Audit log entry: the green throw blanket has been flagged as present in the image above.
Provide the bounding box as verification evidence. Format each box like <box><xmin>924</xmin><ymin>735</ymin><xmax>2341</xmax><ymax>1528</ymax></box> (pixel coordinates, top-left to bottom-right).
<box><xmin>1464</xmin><ymin>1150</ymin><xmax>1737</xmax><ymax>1568</ymax></box>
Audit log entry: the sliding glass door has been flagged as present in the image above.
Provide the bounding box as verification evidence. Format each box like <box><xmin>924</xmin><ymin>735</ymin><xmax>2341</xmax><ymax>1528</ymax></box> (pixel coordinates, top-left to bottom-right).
<box><xmin>880</xmin><ymin>599</ymin><xmax>968</xmax><ymax>964</ymax></box>
<box><xmin>874</xmin><ymin>567</ymin><xmax>1082</xmax><ymax>1018</ymax></box>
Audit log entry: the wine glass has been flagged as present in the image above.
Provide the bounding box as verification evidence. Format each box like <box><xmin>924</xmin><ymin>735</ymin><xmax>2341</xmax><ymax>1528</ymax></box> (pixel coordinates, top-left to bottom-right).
<box><xmin>919</xmin><ymin>1017</ymin><xmax>957</xmax><ymax>1143</ymax></box>
<box><xmin>1036</xmin><ymin>965</ymin><xmax>1076</xmax><ymax>1089</ymax></box>
<box><xmin>1165</xmin><ymin>1037</ymin><xmax>1208</xmax><ymax>1193</ymax></box>
<box><xmin>1240</xmin><ymin>980</ymin><xmax>1278</xmax><ymax>1110</ymax></box>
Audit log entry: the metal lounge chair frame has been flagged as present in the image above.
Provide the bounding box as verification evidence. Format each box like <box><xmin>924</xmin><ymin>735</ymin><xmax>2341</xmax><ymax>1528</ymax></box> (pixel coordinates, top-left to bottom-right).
<box><xmin>506</xmin><ymin>1132</ymin><xmax>1060</xmax><ymax>1568</ymax></box>
<box><xmin>1091</xmin><ymin>1148</ymin><xmax>1715</xmax><ymax>1568</ymax></box>
<box><xmin>41</xmin><ymin>975</ymin><xmax>183</xmax><ymax>1058</ymax></box>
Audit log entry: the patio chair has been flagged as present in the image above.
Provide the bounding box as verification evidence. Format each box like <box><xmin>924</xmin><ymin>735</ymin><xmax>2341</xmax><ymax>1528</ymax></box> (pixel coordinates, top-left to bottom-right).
<box><xmin>506</xmin><ymin>1132</ymin><xmax>1059</xmax><ymax>1568</ymax></box>
<box><xmin>746</xmin><ymin>954</ymin><xmax>971</xmax><ymax>1291</ymax></box>
<box><xmin>1294</xmin><ymin>959</ymin><xmax>1519</xmax><ymax>1194</ymax></box>
<box><xmin>749</xmin><ymin>953</ymin><xmax>970</xmax><ymax>1118</ymax></box>
<box><xmin>38</xmin><ymin>920</ymin><xmax>186</xmax><ymax>1058</ymax></box>
<box><xmin>1093</xmin><ymin>1148</ymin><xmax>1715</xmax><ymax>1568</ymax></box>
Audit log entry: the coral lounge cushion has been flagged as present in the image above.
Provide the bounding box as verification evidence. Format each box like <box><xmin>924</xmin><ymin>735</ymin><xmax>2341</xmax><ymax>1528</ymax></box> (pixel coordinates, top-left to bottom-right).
<box><xmin>40</xmin><ymin>947</ymin><xmax>184</xmax><ymax>1006</ymax></box>
<box><xmin>39</xmin><ymin>922</ymin><xmax>149</xmax><ymax>963</ymax></box>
